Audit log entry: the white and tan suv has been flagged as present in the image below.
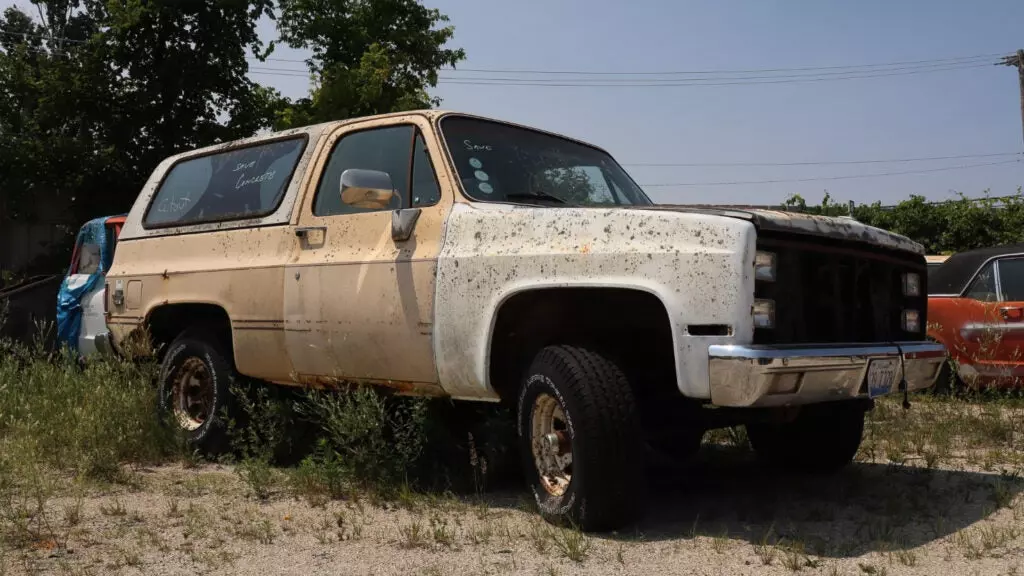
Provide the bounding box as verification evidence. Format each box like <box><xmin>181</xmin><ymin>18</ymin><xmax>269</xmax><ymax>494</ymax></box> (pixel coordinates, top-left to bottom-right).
<box><xmin>107</xmin><ymin>110</ymin><xmax>945</xmax><ymax>530</ymax></box>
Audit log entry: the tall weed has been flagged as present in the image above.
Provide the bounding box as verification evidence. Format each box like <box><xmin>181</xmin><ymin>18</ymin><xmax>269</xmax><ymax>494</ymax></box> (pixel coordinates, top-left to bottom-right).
<box><xmin>297</xmin><ymin>386</ymin><xmax>427</xmax><ymax>491</ymax></box>
<box><xmin>0</xmin><ymin>343</ymin><xmax>170</xmax><ymax>480</ymax></box>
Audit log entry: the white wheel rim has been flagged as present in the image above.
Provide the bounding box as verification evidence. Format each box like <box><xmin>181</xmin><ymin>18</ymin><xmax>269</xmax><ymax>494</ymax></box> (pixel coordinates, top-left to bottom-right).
<box><xmin>172</xmin><ymin>357</ymin><xmax>213</xmax><ymax>431</ymax></box>
<box><xmin>530</xmin><ymin>393</ymin><xmax>573</xmax><ymax>497</ymax></box>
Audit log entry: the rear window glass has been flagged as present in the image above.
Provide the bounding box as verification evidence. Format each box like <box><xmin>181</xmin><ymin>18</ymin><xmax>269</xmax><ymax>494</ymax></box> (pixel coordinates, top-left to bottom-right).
<box><xmin>144</xmin><ymin>138</ymin><xmax>306</xmax><ymax>227</ymax></box>
<box><xmin>76</xmin><ymin>244</ymin><xmax>101</xmax><ymax>275</ymax></box>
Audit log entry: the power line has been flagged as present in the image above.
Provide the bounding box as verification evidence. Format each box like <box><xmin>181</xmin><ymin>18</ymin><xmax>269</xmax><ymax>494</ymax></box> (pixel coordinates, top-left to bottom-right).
<box><xmin>639</xmin><ymin>158</ymin><xmax>1022</xmax><ymax>187</ymax></box>
<box><xmin>437</xmin><ymin>61</ymin><xmax>993</xmax><ymax>83</ymax></box>
<box><xmin>0</xmin><ymin>31</ymin><xmax>1005</xmax><ymax>76</ymax></box>
<box><xmin>436</xmin><ymin>63</ymin><xmax>993</xmax><ymax>87</ymax></box>
<box><xmin>253</xmin><ymin>51</ymin><xmax>1000</xmax><ymax>75</ymax></box>
<box><xmin>623</xmin><ymin>152</ymin><xmax>1023</xmax><ymax>167</ymax></box>
<box><xmin>248</xmin><ymin>62</ymin><xmax>994</xmax><ymax>86</ymax></box>
<box><xmin>444</xmin><ymin>53</ymin><xmax>1003</xmax><ymax>76</ymax></box>
<box><xmin>254</xmin><ymin>58</ymin><xmax>995</xmax><ymax>83</ymax></box>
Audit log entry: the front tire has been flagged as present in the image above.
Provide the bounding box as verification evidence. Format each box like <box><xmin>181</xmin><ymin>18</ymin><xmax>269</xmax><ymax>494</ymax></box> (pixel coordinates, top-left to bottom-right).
<box><xmin>157</xmin><ymin>329</ymin><xmax>237</xmax><ymax>456</ymax></box>
<box><xmin>746</xmin><ymin>401</ymin><xmax>866</xmax><ymax>474</ymax></box>
<box><xmin>516</xmin><ymin>345</ymin><xmax>645</xmax><ymax>531</ymax></box>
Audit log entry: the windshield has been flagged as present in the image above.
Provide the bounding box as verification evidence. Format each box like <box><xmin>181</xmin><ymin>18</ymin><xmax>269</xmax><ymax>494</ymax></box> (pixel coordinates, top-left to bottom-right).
<box><xmin>440</xmin><ymin>116</ymin><xmax>653</xmax><ymax>207</ymax></box>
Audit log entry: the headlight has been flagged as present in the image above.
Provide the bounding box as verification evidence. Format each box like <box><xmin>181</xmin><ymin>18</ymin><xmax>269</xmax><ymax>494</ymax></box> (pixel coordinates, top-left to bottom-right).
<box><xmin>753</xmin><ymin>299</ymin><xmax>775</xmax><ymax>329</ymax></box>
<box><xmin>754</xmin><ymin>251</ymin><xmax>776</xmax><ymax>282</ymax></box>
<box><xmin>902</xmin><ymin>309</ymin><xmax>921</xmax><ymax>332</ymax></box>
<box><xmin>902</xmin><ymin>272</ymin><xmax>921</xmax><ymax>296</ymax></box>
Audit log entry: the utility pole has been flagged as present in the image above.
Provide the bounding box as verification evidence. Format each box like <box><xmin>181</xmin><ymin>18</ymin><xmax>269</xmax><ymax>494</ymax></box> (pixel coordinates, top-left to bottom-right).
<box><xmin>1000</xmin><ymin>50</ymin><xmax>1024</xmax><ymax>147</ymax></box>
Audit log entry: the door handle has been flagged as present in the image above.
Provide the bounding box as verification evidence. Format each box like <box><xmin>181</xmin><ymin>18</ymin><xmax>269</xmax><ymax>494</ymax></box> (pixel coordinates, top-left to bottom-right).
<box><xmin>999</xmin><ymin>306</ymin><xmax>1024</xmax><ymax>321</ymax></box>
<box><xmin>294</xmin><ymin>226</ymin><xmax>327</xmax><ymax>238</ymax></box>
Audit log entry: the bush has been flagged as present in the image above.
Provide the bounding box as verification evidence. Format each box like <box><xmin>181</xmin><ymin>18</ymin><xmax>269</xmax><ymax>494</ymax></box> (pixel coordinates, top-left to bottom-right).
<box><xmin>296</xmin><ymin>387</ymin><xmax>428</xmax><ymax>491</ymax></box>
<box><xmin>0</xmin><ymin>342</ymin><xmax>172</xmax><ymax>481</ymax></box>
<box><xmin>0</xmin><ymin>322</ymin><xmax>516</xmax><ymax>509</ymax></box>
<box><xmin>781</xmin><ymin>189</ymin><xmax>1024</xmax><ymax>254</ymax></box>
<box><xmin>222</xmin><ymin>381</ymin><xmax>519</xmax><ymax>503</ymax></box>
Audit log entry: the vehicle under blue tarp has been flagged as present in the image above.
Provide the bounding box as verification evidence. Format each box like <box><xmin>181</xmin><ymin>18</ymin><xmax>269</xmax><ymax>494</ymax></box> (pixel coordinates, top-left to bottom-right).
<box><xmin>56</xmin><ymin>217</ymin><xmax>113</xmax><ymax>352</ymax></box>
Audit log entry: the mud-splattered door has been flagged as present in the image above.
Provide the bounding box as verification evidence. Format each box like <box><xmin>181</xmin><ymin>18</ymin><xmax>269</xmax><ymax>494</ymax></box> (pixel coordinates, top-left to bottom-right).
<box><xmin>284</xmin><ymin>116</ymin><xmax>451</xmax><ymax>387</ymax></box>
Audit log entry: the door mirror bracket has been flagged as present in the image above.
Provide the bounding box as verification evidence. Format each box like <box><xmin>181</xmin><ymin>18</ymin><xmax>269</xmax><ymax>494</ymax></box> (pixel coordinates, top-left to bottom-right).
<box><xmin>392</xmin><ymin>209</ymin><xmax>421</xmax><ymax>242</ymax></box>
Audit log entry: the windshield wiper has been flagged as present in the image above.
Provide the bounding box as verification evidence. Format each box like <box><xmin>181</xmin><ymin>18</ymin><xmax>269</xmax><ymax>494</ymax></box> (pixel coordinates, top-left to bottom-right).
<box><xmin>504</xmin><ymin>192</ymin><xmax>566</xmax><ymax>205</ymax></box>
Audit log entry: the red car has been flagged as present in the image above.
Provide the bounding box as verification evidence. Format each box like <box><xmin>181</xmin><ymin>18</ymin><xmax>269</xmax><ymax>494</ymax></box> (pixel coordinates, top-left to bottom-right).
<box><xmin>928</xmin><ymin>243</ymin><xmax>1024</xmax><ymax>389</ymax></box>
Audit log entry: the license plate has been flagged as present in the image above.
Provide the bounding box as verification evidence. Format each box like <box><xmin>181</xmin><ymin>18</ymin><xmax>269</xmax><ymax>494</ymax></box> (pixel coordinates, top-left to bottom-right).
<box><xmin>867</xmin><ymin>358</ymin><xmax>899</xmax><ymax>398</ymax></box>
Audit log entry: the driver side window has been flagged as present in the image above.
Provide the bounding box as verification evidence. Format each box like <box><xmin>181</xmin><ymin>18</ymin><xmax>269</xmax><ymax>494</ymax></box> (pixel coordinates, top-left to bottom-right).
<box><xmin>965</xmin><ymin>262</ymin><xmax>998</xmax><ymax>302</ymax></box>
<box><xmin>313</xmin><ymin>125</ymin><xmax>441</xmax><ymax>216</ymax></box>
<box><xmin>314</xmin><ymin>126</ymin><xmax>414</xmax><ymax>217</ymax></box>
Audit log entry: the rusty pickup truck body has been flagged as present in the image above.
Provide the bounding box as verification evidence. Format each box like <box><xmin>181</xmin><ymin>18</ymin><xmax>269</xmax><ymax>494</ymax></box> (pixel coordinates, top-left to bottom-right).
<box><xmin>107</xmin><ymin>110</ymin><xmax>945</xmax><ymax>531</ymax></box>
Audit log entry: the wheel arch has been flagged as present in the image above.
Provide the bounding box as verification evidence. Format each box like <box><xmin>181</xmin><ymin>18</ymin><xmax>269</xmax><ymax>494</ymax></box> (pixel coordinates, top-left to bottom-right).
<box><xmin>484</xmin><ymin>283</ymin><xmax>680</xmax><ymax>404</ymax></box>
<box><xmin>143</xmin><ymin>301</ymin><xmax>234</xmax><ymax>362</ymax></box>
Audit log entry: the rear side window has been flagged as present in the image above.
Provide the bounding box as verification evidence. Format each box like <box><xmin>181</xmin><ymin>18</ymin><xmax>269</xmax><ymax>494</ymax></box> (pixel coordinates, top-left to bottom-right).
<box><xmin>998</xmin><ymin>258</ymin><xmax>1024</xmax><ymax>301</ymax></box>
<box><xmin>75</xmin><ymin>243</ymin><xmax>101</xmax><ymax>275</ymax></box>
<box><xmin>144</xmin><ymin>138</ymin><xmax>306</xmax><ymax>227</ymax></box>
<box><xmin>965</xmin><ymin>262</ymin><xmax>998</xmax><ymax>302</ymax></box>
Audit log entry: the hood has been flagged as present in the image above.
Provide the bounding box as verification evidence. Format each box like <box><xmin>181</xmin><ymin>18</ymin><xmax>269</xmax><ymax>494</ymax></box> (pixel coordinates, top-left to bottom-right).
<box><xmin>640</xmin><ymin>205</ymin><xmax>924</xmax><ymax>255</ymax></box>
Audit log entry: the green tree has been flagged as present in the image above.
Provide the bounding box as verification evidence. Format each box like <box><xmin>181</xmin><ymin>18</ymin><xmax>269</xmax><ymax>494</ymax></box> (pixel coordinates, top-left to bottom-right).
<box><xmin>0</xmin><ymin>0</ymin><xmax>279</xmax><ymax>227</ymax></box>
<box><xmin>787</xmin><ymin>189</ymin><xmax>1024</xmax><ymax>254</ymax></box>
<box><xmin>273</xmin><ymin>0</ymin><xmax>465</xmax><ymax>128</ymax></box>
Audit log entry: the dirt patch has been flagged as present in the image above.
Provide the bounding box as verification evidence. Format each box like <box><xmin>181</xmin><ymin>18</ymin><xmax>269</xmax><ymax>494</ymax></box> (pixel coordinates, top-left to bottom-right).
<box><xmin>4</xmin><ymin>437</ymin><xmax>1023</xmax><ymax>576</ymax></box>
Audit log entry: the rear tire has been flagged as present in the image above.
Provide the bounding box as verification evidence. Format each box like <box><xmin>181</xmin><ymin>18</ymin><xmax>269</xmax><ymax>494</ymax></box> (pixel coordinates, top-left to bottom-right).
<box><xmin>932</xmin><ymin>359</ymin><xmax>963</xmax><ymax>395</ymax></box>
<box><xmin>516</xmin><ymin>345</ymin><xmax>645</xmax><ymax>532</ymax></box>
<box><xmin>157</xmin><ymin>329</ymin><xmax>237</xmax><ymax>456</ymax></box>
<box><xmin>746</xmin><ymin>401</ymin><xmax>865</xmax><ymax>474</ymax></box>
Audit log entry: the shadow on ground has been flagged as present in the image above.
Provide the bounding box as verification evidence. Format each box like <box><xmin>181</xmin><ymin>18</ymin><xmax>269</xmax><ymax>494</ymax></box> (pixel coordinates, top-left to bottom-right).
<box><xmin>595</xmin><ymin>444</ymin><xmax>1024</xmax><ymax>557</ymax></box>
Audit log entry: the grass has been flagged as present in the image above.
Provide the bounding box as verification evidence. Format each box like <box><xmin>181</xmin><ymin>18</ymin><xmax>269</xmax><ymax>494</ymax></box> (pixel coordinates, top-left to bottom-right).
<box><xmin>711</xmin><ymin>528</ymin><xmax>730</xmax><ymax>553</ymax></box>
<box><xmin>550</xmin><ymin>524</ymin><xmax>591</xmax><ymax>564</ymax></box>
<box><xmin>4</xmin><ymin>317</ymin><xmax>1024</xmax><ymax>571</ymax></box>
<box><xmin>98</xmin><ymin>499</ymin><xmax>128</xmax><ymax>517</ymax></box>
<box><xmin>182</xmin><ymin>503</ymin><xmax>211</xmax><ymax>541</ymax></box>
<box><xmin>780</xmin><ymin>541</ymin><xmax>809</xmax><ymax>572</ymax></box>
<box><xmin>0</xmin><ymin>340</ymin><xmax>172</xmax><ymax>482</ymax></box>
<box><xmin>233</xmin><ymin>512</ymin><xmax>276</xmax><ymax>544</ymax></box>
<box><xmin>892</xmin><ymin>546</ymin><xmax>918</xmax><ymax>567</ymax></box>
<box><xmin>754</xmin><ymin>526</ymin><xmax>778</xmax><ymax>565</ymax></box>
<box><xmin>399</xmin><ymin>518</ymin><xmax>428</xmax><ymax>549</ymax></box>
<box><xmin>428</xmin><ymin>514</ymin><xmax>456</xmax><ymax>547</ymax></box>
<box><xmin>467</xmin><ymin>521</ymin><xmax>493</xmax><ymax>545</ymax></box>
<box><xmin>334</xmin><ymin>509</ymin><xmax>367</xmax><ymax>541</ymax></box>
<box><xmin>62</xmin><ymin>498</ymin><xmax>83</xmax><ymax>528</ymax></box>
<box><xmin>529</xmin><ymin>521</ymin><xmax>552</xmax><ymax>555</ymax></box>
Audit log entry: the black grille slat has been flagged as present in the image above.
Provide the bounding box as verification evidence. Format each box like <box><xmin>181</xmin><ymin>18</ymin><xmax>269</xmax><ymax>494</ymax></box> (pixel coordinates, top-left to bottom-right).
<box><xmin>754</xmin><ymin>234</ymin><xmax>927</xmax><ymax>345</ymax></box>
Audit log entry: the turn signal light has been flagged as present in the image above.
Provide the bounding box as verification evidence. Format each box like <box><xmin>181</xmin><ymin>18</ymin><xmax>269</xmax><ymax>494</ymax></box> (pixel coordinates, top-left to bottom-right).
<box><xmin>902</xmin><ymin>272</ymin><xmax>921</xmax><ymax>297</ymax></box>
<box><xmin>754</xmin><ymin>251</ymin><xmax>777</xmax><ymax>282</ymax></box>
<box><xmin>753</xmin><ymin>299</ymin><xmax>775</xmax><ymax>329</ymax></box>
<box><xmin>902</xmin><ymin>309</ymin><xmax>921</xmax><ymax>332</ymax></box>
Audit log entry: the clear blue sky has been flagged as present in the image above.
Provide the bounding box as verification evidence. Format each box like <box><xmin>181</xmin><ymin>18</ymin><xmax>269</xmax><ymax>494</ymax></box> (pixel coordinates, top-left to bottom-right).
<box><xmin>5</xmin><ymin>0</ymin><xmax>1023</xmax><ymax>205</ymax></box>
<box><xmin>256</xmin><ymin>0</ymin><xmax>1024</xmax><ymax>206</ymax></box>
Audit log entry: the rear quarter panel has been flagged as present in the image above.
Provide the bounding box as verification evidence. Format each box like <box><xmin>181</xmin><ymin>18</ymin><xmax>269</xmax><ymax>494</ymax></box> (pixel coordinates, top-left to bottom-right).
<box><xmin>107</xmin><ymin>125</ymin><xmax>332</xmax><ymax>382</ymax></box>
<box><xmin>107</xmin><ymin>228</ymin><xmax>299</xmax><ymax>381</ymax></box>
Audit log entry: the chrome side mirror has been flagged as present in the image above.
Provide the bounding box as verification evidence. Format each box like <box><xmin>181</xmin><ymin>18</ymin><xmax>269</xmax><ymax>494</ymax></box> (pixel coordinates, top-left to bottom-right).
<box><xmin>340</xmin><ymin>169</ymin><xmax>396</xmax><ymax>210</ymax></box>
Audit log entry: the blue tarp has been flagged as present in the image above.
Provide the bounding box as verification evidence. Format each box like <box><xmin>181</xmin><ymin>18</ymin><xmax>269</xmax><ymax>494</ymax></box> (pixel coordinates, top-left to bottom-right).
<box><xmin>56</xmin><ymin>217</ymin><xmax>112</xmax><ymax>352</ymax></box>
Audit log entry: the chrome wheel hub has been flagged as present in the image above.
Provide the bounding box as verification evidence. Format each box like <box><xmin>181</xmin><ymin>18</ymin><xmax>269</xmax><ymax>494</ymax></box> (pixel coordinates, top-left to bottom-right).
<box><xmin>172</xmin><ymin>357</ymin><xmax>214</xmax><ymax>431</ymax></box>
<box><xmin>530</xmin><ymin>393</ymin><xmax>573</xmax><ymax>496</ymax></box>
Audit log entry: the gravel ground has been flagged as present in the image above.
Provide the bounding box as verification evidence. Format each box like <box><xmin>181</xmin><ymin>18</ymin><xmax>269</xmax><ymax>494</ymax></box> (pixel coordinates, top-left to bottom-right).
<box><xmin>4</xmin><ymin>440</ymin><xmax>1023</xmax><ymax>576</ymax></box>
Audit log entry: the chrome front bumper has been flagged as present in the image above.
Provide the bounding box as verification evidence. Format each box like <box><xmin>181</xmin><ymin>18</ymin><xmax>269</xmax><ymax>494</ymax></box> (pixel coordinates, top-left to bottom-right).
<box><xmin>708</xmin><ymin>342</ymin><xmax>946</xmax><ymax>407</ymax></box>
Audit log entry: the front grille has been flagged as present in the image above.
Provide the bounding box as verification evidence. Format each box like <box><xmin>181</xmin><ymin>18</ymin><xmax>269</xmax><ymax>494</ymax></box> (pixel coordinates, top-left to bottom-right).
<box><xmin>754</xmin><ymin>233</ymin><xmax>927</xmax><ymax>345</ymax></box>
